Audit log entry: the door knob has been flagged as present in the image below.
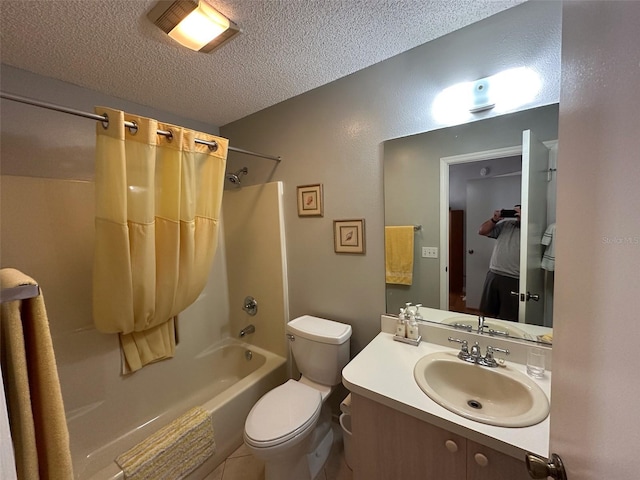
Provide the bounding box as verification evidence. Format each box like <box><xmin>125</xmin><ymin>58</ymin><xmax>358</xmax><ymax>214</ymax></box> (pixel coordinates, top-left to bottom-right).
<box><xmin>525</xmin><ymin>453</ymin><xmax>567</xmax><ymax>480</ymax></box>
<box><xmin>526</xmin><ymin>292</ymin><xmax>540</xmax><ymax>301</ymax></box>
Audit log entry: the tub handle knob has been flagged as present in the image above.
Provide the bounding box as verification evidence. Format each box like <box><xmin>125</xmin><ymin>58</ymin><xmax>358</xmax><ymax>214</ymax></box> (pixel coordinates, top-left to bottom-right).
<box><xmin>243</xmin><ymin>296</ymin><xmax>258</xmax><ymax>316</ymax></box>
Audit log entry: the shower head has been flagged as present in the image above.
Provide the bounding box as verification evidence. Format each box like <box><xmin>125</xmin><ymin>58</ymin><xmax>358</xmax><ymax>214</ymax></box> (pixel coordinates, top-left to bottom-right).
<box><xmin>226</xmin><ymin>167</ymin><xmax>248</xmax><ymax>185</ymax></box>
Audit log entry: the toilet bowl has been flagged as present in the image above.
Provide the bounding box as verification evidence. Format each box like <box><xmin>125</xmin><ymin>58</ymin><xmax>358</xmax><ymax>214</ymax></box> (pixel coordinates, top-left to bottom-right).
<box><xmin>244</xmin><ymin>379</ymin><xmax>332</xmax><ymax>480</ymax></box>
<box><xmin>243</xmin><ymin>315</ymin><xmax>351</xmax><ymax>480</ymax></box>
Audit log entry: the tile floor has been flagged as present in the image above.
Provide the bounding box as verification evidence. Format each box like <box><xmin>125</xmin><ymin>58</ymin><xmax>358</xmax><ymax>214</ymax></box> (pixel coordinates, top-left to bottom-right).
<box><xmin>204</xmin><ymin>422</ymin><xmax>353</xmax><ymax>480</ymax></box>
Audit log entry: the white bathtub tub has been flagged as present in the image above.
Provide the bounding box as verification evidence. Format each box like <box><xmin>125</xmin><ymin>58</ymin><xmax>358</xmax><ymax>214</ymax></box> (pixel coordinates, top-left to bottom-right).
<box><xmin>79</xmin><ymin>340</ymin><xmax>287</xmax><ymax>479</ymax></box>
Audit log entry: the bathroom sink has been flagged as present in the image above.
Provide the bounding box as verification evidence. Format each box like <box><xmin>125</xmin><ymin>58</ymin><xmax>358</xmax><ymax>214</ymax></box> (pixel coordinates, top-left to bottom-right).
<box><xmin>442</xmin><ymin>316</ymin><xmax>533</xmax><ymax>340</ymax></box>
<box><xmin>413</xmin><ymin>351</ymin><xmax>549</xmax><ymax>427</ymax></box>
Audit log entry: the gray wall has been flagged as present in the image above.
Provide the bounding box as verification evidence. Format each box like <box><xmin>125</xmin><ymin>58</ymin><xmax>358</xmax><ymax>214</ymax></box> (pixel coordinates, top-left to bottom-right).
<box><xmin>221</xmin><ymin>1</ymin><xmax>562</xmax><ymax>353</ymax></box>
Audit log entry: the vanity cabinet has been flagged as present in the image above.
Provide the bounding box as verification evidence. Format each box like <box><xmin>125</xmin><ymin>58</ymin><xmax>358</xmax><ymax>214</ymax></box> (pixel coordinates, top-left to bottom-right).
<box><xmin>465</xmin><ymin>440</ymin><xmax>531</xmax><ymax>480</ymax></box>
<box><xmin>351</xmin><ymin>394</ymin><xmax>530</xmax><ymax>480</ymax></box>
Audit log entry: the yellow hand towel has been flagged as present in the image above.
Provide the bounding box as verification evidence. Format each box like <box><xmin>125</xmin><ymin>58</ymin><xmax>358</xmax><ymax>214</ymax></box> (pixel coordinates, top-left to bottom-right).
<box><xmin>0</xmin><ymin>268</ymin><xmax>74</xmax><ymax>480</ymax></box>
<box><xmin>385</xmin><ymin>226</ymin><xmax>415</xmax><ymax>285</ymax></box>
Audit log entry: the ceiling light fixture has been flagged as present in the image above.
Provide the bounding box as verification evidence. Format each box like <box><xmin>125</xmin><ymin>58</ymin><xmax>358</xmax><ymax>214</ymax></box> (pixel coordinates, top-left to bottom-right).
<box><xmin>148</xmin><ymin>0</ymin><xmax>240</xmax><ymax>53</ymax></box>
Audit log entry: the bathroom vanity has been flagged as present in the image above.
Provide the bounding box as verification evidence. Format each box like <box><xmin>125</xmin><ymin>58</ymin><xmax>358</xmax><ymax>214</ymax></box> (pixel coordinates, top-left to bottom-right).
<box><xmin>351</xmin><ymin>394</ymin><xmax>531</xmax><ymax>480</ymax></box>
<box><xmin>342</xmin><ymin>315</ymin><xmax>551</xmax><ymax>480</ymax></box>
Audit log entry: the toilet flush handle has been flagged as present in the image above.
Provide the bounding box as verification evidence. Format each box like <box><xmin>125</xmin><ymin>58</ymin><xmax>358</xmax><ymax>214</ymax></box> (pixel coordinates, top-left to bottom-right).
<box><xmin>286</xmin><ymin>334</ymin><xmax>295</xmax><ymax>341</ymax></box>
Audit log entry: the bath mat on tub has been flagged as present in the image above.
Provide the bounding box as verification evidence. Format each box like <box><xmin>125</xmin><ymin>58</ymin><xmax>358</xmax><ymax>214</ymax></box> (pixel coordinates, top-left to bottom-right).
<box><xmin>115</xmin><ymin>406</ymin><xmax>215</xmax><ymax>480</ymax></box>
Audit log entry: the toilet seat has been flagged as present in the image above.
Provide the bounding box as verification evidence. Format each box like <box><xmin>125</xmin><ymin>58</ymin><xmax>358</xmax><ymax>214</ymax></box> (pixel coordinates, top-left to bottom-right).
<box><xmin>244</xmin><ymin>380</ymin><xmax>322</xmax><ymax>448</ymax></box>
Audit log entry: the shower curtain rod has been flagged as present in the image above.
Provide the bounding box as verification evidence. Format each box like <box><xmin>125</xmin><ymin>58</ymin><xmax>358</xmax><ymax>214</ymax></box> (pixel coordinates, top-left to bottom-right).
<box><xmin>0</xmin><ymin>91</ymin><xmax>282</xmax><ymax>162</ymax></box>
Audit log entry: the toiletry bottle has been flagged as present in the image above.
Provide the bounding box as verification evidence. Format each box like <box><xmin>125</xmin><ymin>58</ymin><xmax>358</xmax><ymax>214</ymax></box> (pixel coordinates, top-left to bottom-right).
<box><xmin>405</xmin><ymin>302</ymin><xmax>414</xmax><ymax>337</ymax></box>
<box><xmin>396</xmin><ymin>308</ymin><xmax>407</xmax><ymax>337</ymax></box>
<box><xmin>407</xmin><ymin>308</ymin><xmax>420</xmax><ymax>340</ymax></box>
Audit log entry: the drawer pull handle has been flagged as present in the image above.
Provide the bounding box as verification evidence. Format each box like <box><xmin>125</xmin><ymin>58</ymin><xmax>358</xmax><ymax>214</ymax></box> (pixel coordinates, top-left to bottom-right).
<box><xmin>444</xmin><ymin>440</ymin><xmax>458</xmax><ymax>453</ymax></box>
<box><xmin>474</xmin><ymin>453</ymin><xmax>489</xmax><ymax>467</ymax></box>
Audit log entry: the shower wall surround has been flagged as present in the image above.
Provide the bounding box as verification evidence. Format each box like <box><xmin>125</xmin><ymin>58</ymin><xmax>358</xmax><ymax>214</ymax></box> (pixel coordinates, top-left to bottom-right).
<box><xmin>222</xmin><ymin>182</ymin><xmax>290</xmax><ymax>359</ymax></box>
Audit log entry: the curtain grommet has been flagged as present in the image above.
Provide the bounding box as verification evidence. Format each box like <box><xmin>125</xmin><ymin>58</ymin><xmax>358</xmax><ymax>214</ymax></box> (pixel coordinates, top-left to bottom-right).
<box><xmin>208</xmin><ymin>141</ymin><xmax>218</xmax><ymax>152</ymax></box>
<box><xmin>127</xmin><ymin>121</ymin><xmax>138</xmax><ymax>136</ymax></box>
<box><xmin>101</xmin><ymin>113</ymin><xmax>109</xmax><ymax>130</ymax></box>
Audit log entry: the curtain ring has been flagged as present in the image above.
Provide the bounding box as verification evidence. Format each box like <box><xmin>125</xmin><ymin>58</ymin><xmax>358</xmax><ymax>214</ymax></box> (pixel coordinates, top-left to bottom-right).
<box><xmin>208</xmin><ymin>141</ymin><xmax>218</xmax><ymax>152</ymax></box>
<box><xmin>166</xmin><ymin>129</ymin><xmax>174</xmax><ymax>142</ymax></box>
<box><xmin>101</xmin><ymin>113</ymin><xmax>109</xmax><ymax>130</ymax></box>
<box><xmin>127</xmin><ymin>121</ymin><xmax>138</xmax><ymax>135</ymax></box>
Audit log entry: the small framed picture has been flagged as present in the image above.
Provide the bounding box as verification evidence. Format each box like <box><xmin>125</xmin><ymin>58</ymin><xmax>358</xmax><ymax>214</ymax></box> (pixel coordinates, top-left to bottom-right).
<box><xmin>297</xmin><ymin>184</ymin><xmax>323</xmax><ymax>217</ymax></box>
<box><xmin>333</xmin><ymin>219</ymin><xmax>366</xmax><ymax>254</ymax></box>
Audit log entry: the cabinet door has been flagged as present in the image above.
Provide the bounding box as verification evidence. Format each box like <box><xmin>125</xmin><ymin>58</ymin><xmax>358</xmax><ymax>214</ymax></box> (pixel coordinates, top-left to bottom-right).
<box><xmin>466</xmin><ymin>440</ymin><xmax>530</xmax><ymax>480</ymax></box>
<box><xmin>352</xmin><ymin>394</ymin><xmax>466</xmax><ymax>480</ymax></box>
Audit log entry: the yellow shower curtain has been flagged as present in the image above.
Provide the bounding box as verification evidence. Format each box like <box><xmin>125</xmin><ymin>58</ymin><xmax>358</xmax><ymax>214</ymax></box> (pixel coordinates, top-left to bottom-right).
<box><xmin>92</xmin><ymin>107</ymin><xmax>227</xmax><ymax>372</ymax></box>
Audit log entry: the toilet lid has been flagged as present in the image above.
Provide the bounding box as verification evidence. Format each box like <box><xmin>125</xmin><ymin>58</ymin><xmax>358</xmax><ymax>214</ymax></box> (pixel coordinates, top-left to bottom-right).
<box><xmin>245</xmin><ymin>380</ymin><xmax>322</xmax><ymax>448</ymax></box>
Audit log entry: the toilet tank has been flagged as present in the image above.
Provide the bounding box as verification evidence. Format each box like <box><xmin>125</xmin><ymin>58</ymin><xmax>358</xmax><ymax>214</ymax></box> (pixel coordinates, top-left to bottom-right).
<box><xmin>287</xmin><ymin>315</ymin><xmax>352</xmax><ymax>386</ymax></box>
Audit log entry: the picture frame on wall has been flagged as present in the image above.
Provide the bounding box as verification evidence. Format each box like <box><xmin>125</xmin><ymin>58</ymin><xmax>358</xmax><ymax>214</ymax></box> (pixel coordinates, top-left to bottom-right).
<box><xmin>333</xmin><ymin>219</ymin><xmax>366</xmax><ymax>254</ymax></box>
<box><xmin>297</xmin><ymin>184</ymin><xmax>323</xmax><ymax>217</ymax></box>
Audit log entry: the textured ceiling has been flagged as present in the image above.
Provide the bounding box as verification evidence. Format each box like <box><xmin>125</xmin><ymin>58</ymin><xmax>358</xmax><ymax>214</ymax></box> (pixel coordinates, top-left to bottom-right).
<box><xmin>0</xmin><ymin>0</ymin><xmax>525</xmax><ymax>127</ymax></box>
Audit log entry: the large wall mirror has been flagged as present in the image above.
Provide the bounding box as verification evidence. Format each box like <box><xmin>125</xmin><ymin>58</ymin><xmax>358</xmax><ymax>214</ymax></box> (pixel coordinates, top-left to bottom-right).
<box><xmin>384</xmin><ymin>104</ymin><xmax>558</xmax><ymax>344</ymax></box>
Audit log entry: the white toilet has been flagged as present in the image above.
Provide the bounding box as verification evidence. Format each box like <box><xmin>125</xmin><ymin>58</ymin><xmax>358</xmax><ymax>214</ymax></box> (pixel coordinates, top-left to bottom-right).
<box><xmin>243</xmin><ymin>315</ymin><xmax>352</xmax><ymax>480</ymax></box>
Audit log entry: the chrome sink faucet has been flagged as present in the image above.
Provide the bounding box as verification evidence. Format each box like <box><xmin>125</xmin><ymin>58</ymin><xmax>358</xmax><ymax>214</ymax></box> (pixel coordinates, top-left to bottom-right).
<box><xmin>469</xmin><ymin>341</ymin><xmax>482</xmax><ymax>361</ymax></box>
<box><xmin>477</xmin><ymin>315</ymin><xmax>486</xmax><ymax>333</ymax></box>
<box><xmin>448</xmin><ymin>337</ymin><xmax>509</xmax><ymax>368</ymax></box>
<box><xmin>480</xmin><ymin>345</ymin><xmax>510</xmax><ymax>367</ymax></box>
<box><xmin>448</xmin><ymin>337</ymin><xmax>470</xmax><ymax>361</ymax></box>
<box><xmin>477</xmin><ymin>315</ymin><xmax>509</xmax><ymax>337</ymax></box>
<box><xmin>448</xmin><ymin>337</ymin><xmax>475</xmax><ymax>363</ymax></box>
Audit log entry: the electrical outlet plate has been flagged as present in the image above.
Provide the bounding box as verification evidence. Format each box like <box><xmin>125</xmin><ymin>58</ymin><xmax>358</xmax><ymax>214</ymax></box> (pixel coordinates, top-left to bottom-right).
<box><xmin>422</xmin><ymin>247</ymin><xmax>438</xmax><ymax>258</ymax></box>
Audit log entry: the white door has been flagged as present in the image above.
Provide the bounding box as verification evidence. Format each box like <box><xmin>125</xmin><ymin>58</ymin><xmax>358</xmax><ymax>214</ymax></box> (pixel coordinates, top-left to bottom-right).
<box><xmin>547</xmin><ymin>4</ymin><xmax>640</xmax><ymax>479</ymax></box>
<box><xmin>518</xmin><ymin>130</ymin><xmax>549</xmax><ymax>325</ymax></box>
<box><xmin>465</xmin><ymin>175</ymin><xmax>521</xmax><ymax>309</ymax></box>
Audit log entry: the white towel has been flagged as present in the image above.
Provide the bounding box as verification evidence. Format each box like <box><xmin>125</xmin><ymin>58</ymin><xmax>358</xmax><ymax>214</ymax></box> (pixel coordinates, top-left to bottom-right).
<box><xmin>115</xmin><ymin>406</ymin><xmax>215</xmax><ymax>480</ymax></box>
<box><xmin>541</xmin><ymin>223</ymin><xmax>556</xmax><ymax>271</ymax></box>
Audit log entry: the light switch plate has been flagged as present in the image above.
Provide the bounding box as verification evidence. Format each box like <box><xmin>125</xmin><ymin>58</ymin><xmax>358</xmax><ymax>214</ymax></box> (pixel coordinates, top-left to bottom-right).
<box><xmin>422</xmin><ymin>247</ymin><xmax>438</xmax><ymax>258</ymax></box>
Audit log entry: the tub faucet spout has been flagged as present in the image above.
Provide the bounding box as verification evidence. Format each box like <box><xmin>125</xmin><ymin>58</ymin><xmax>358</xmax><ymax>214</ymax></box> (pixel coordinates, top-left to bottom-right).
<box><xmin>239</xmin><ymin>324</ymin><xmax>256</xmax><ymax>337</ymax></box>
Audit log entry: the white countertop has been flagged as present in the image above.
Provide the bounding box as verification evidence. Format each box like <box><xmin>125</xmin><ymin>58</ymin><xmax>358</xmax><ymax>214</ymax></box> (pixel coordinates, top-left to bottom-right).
<box><xmin>342</xmin><ymin>331</ymin><xmax>550</xmax><ymax>459</ymax></box>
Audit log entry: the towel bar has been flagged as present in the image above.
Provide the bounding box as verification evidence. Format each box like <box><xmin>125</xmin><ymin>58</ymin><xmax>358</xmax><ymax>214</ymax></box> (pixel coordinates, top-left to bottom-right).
<box><xmin>0</xmin><ymin>284</ymin><xmax>40</xmax><ymax>303</ymax></box>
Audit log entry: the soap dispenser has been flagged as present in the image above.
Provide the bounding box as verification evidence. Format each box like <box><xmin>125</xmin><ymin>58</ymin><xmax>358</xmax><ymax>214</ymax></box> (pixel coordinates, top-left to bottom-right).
<box><xmin>406</xmin><ymin>308</ymin><xmax>420</xmax><ymax>340</ymax></box>
<box><xmin>396</xmin><ymin>308</ymin><xmax>407</xmax><ymax>337</ymax></box>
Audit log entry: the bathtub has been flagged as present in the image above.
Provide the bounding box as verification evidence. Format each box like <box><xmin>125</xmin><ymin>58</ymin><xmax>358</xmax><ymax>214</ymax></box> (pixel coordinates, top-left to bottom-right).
<box><xmin>78</xmin><ymin>339</ymin><xmax>287</xmax><ymax>479</ymax></box>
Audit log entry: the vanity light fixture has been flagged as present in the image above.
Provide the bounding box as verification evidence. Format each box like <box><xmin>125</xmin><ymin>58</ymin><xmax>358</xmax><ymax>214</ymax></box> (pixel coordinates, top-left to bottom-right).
<box><xmin>147</xmin><ymin>0</ymin><xmax>240</xmax><ymax>53</ymax></box>
<box><xmin>432</xmin><ymin>67</ymin><xmax>541</xmax><ymax>124</ymax></box>
<box><xmin>470</xmin><ymin>77</ymin><xmax>495</xmax><ymax>113</ymax></box>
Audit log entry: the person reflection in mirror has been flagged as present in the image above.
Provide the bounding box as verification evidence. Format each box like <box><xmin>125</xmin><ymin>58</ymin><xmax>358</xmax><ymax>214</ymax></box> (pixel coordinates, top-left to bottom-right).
<box><xmin>477</xmin><ymin>205</ymin><xmax>521</xmax><ymax>322</ymax></box>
